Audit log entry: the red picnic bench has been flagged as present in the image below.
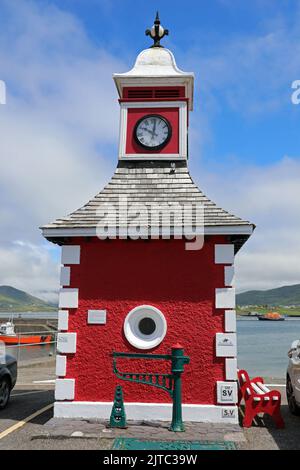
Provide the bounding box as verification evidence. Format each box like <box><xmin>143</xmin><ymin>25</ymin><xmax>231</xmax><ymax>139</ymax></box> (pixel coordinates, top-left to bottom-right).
<box><xmin>238</xmin><ymin>369</ymin><xmax>284</xmax><ymax>428</ymax></box>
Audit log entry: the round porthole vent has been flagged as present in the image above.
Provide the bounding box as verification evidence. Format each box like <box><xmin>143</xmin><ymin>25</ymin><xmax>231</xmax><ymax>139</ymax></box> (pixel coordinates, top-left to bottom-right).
<box><xmin>124</xmin><ymin>305</ymin><xmax>167</xmax><ymax>350</ymax></box>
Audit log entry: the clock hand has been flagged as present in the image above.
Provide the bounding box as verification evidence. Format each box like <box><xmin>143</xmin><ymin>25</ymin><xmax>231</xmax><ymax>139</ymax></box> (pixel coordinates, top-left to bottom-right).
<box><xmin>150</xmin><ymin>120</ymin><xmax>157</xmax><ymax>140</ymax></box>
<box><xmin>140</xmin><ymin>127</ymin><xmax>158</xmax><ymax>137</ymax></box>
<box><xmin>152</xmin><ymin>119</ymin><xmax>157</xmax><ymax>134</ymax></box>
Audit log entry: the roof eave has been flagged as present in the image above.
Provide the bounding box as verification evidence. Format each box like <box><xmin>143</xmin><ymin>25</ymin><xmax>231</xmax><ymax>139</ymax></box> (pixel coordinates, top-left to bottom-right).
<box><xmin>41</xmin><ymin>224</ymin><xmax>254</xmax><ymax>239</ymax></box>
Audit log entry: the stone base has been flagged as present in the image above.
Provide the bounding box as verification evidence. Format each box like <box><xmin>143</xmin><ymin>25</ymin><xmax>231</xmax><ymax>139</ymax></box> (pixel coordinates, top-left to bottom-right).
<box><xmin>54</xmin><ymin>402</ymin><xmax>238</xmax><ymax>424</ymax></box>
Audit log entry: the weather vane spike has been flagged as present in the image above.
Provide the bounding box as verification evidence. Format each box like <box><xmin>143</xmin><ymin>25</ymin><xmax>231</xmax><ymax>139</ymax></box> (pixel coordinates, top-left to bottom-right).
<box><xmin>145</xmin><ymin>11</ymin><xmax>169</xmax><ymax>48</ymax></box>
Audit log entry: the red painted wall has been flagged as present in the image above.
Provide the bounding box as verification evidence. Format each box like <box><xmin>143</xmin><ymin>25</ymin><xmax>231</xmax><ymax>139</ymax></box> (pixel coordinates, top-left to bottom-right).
<box><xmin>64</xmin><ymin>236</ymin><xmax>228</xmax><ymax>405</ymax></box>
<box><xmin>125</xmin><ymin>107</ymin><xmax>179</xmax><ymax>154</ymax></box>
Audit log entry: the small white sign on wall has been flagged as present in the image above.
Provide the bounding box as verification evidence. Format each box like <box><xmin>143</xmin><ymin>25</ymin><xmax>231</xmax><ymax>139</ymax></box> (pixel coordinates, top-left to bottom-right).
<box><xmin>87</xmin><ymin>310</ymin><xmax>107</xmax><ymax>325</ymax></box>
<box><xmin>221</xmin><ymin>407</ymin><xmax>237</xmax><ymax>420</ymax></box>
<box><xmin>217</xmin><ymin>381</ymin><xmax>237</xmax><ymax>404</ymax></box>
<box><xmin>216</xmin><ymin>333</ymin><xmax>237</xmax><ymax>357</ymax></box>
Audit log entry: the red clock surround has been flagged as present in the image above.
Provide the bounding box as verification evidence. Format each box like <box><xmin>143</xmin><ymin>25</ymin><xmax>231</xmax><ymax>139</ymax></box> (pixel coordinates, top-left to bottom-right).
<box><xmin>126</xmin><ymin>107</ymin><xmax>179</xmax><ymax>154</ymax></box>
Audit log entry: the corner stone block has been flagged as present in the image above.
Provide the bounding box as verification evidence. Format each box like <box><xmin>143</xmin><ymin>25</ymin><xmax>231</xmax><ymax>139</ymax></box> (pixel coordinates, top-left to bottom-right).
<box><xmin>216</xmin><ymin>333</ymin><xmax>237</xmax><ymax>357</ymax></box>
<box><xmin>215</xmin><ymin>244</ymin><xmax>235</xmax><ymax>264</ymax></box>
<box><xmin>215</xmin><ymin>288</ymin><xmax>236</xmax><ymax>309</ymax></box>
<box><xmin>58</xmin><ymin>310</ymin><xmax>69</xmax><ymax>331</ymax></box>
<box><xmin>224</xmin><ymin>266</ymin><xmax>235</xmax><ymax>287</ymax></box>
<box><xmin>224</xmin><ymin>310</ymin><xmax>236</xmax><ymax>332</ymax></box>
<box><xmin>225</xmin><ymin>358</ymin><xmax>238</xmax><ymax>380</ymax></box>
<box><xmin>59</xmin><ymin>288</ymin><xmax>78</xmax><ymax>309</ymax></box>
<box><xmin>61</xmin><ymin>245</ymin><xmax>80</xmax><ymax>265</ymax></box>
<box><xmin>56</xmin><ymin>355</ymin><xmax>67</xmax><ymax>377</ymax></box>
<box><xmin>55</xmin><ymin>378</ymin><xmax>75</xmax><ymax>400</ymax></box>
<box><xmin>217</xmin><ymin>381</ymin><xmax>238</xmax><ymax>404</ymax></box>
<box><xmin>60</xmin><ymin>266</ymin><xmax>71</xmax><ymax>286</ymax></box>
<box><xmin>57</xmin><ymin>332</ymin><xmax>77</xmax><ymax>354</ymax></box>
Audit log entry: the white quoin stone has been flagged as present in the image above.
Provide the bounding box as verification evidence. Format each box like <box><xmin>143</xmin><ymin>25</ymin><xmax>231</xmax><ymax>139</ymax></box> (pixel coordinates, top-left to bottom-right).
<box><xmin>215</xmin><ymin>244</ymin><xmax>235</xmax><ymax>264</ymax></box>
<box><xmin>224</xmin><ymin>266</ymin><xmax>235</xmax><ymax>287</ymax></box>
<box><xmin>56</xmin><ymin>355</ymin><xmax>67</xmax><ymax>377</ymax></box>
<box><xmin>58</xmin><ymin>310</ymin><xmax>69</xmax><ymax>331</ymax></box>
<box><xmin>59</xmin><ymin>288</ymin><xmax>78</xmax><ymax>309</ymax></box>
<box><xmin>60</xmin><ymin>266</ymin><xmax>71</xmax><ymax>286</ymax></box>
<box><xmin>217</xmin><ymin>381</ymin><xmax>238</xmax><ymax>404</ymax></box>
<box><xmin>61</xmin><ymin>245</ymin><xmax>81</xmax><ymax>265</ymax></box>
<box><xmin>215</xmin><ymin>288</ymin><xmax>236</xmax><ymax>309</ymax></box>
<box><xmin>224</xmin><ymin>310</ymin><xmax>237</xmax><ymax>332</ymax></box>
<box><xmin>57</xmin><ymin>332</ymin><xmax>77</xmax><ymax>354</ymax></box>
<box><xmin>216</xmin><ymin>333</ymin><xmax>237</xmax><ymax>357</ymax></box>
<box><xmin>225</xmin><ymin>358</ymin><xmax>238</xmax><ymax>380</ymax></box>
<box><xmin>55</xmin><ymin>379</ymin><xmax>75</xmax><ymax>400</ymax></box>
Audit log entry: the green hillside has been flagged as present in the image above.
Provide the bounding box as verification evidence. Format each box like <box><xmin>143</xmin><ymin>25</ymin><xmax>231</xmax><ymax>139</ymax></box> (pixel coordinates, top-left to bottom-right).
<box><xmin>0</xmin><ymin>285</ymin><xmax>56</xmax><ymax>312</ymax></box>
<box><xmin>237</xmin><ymin>284</ymin><xmax>300</xmax><ymax>307</ymax></box>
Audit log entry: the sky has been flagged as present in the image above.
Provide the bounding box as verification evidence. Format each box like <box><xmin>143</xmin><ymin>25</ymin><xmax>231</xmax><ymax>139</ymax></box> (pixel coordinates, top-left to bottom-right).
<box><xmin>0</xmin><ymin>0</ymin><xmax>299</xmax><ymax>301</ymax></box>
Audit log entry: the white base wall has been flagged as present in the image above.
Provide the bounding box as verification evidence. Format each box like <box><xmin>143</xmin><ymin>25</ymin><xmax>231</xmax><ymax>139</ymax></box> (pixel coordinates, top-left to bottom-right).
<box><xmin>54</xmin><ymin>402</ymin><xmax>238</xmax><ymax>424</ymax></box>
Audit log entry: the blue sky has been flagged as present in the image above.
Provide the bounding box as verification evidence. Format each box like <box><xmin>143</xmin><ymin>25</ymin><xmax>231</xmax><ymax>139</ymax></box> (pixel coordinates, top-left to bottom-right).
<box><xmin>3</xmin><ymin>0</ymin><xmax>300</xmax><ymax>165</ymax></box>
<box><xmin>0</xmin><ymin>0</ymin><xmax>299</xmax><ymax>300</ymax></box>
<box><xmin>39</xmin><ymin>0</ymin><xmax>300</xmax><ymax>165</ymax></box>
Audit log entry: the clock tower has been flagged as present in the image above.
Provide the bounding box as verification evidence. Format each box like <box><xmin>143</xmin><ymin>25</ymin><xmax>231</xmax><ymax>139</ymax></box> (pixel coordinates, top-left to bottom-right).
<box><xmin>42</xmin><ymin>14</ymin><xmax>254</xmax><ymax>424</ymax></box>
<box><xmin>114</xmin><ymin>13</ymin><xmax>193</xmax><ymax>161</ymax></box>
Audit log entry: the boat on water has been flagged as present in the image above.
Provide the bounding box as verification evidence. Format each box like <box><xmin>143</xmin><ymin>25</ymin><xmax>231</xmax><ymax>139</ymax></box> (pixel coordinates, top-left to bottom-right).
<box><xmin>0</xmin><ymin>321</ymin><xmax>52</xmax><ymax>345</ymax></box>
<box><xmin>258</xmin><ymin>312</ymin><xmax>285</xmax><ymax>321</ymax></box>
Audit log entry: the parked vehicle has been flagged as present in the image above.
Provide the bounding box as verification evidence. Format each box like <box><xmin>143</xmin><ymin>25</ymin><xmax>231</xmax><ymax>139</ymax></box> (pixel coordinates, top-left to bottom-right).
<box><xmin>0</xmin><ymin>354</ymin><xmax>17</xmax><ymax>409</ymax></box>
<box><xmin>286</xmin><ymin>339</ymin><xmax>300</xmax><ymax>415</ymax></box>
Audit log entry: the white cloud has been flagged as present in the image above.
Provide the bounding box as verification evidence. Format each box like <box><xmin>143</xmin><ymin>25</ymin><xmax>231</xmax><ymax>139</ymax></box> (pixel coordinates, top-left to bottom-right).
<box><xmin>194</xmin><ymin>156</ymin><xmax>300</xmax><ymax>292</ymax></box>
<box><xmin>0</xmin><ymin>241</ymin><xmax>59</xmax><ymax>302</ymax></box>
<box><xmin>0</xmin><ymin>0</ymin><xmax>128</xmax><ymax>239</ymax></box>
<box><xmin>0</xmin><ymin>0</ymin><xmax>128</xmax><ymax>299</ymax></box>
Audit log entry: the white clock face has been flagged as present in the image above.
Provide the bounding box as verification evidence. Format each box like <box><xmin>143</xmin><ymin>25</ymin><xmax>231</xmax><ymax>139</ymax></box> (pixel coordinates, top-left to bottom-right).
<box><xmin>135</xmin><ymin>115</ymin><xmax>171</xmax><ymax>150</ymax></box>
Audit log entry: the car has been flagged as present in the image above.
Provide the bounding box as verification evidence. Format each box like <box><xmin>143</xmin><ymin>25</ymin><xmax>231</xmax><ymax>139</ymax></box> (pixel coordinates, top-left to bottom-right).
<box><xmin>0</xmin><ymin>354</ymin><xmax>17</xmax><ymax>409</ymax></box>
<box><xmin>286</xmin><ymin>339</ymin><xmax>300</xmax><ymax>415</ymax></box>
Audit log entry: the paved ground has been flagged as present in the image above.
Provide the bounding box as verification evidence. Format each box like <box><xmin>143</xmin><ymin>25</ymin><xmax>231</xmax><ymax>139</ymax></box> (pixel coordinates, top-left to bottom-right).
<box><xmin>240</xmin><ymin>403</ymin><xmax>300</xmax><ymax>450</ymax></box>
<box><xmin>0</xmin><ymin>367</ymin><xmax>299</xmax><ymax>450</ymax></box>
<box><xmin>17</xmin><ymin>360</ymin><xmax>56</xmax><ymax>389</ymax></box>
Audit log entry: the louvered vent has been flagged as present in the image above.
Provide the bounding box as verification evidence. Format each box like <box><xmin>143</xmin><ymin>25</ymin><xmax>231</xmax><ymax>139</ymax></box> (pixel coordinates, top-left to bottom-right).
<box><xmin>123</xmin><ymin>87</ymin><xmax>185</xmax><ymax>99</ymax></box>
<box><xmin>127</xmin><ymin>89</ymin><xmax>153</xmax><ymax>99</ymax></box>
<box><xmin>154</xmin><ymin>89</ymin><xmax>181</xmax><ymax>98</ymax></box>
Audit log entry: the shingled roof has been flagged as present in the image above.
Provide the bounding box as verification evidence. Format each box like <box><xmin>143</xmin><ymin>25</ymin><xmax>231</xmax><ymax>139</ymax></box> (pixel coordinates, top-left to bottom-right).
<box><xmin>41</xmin><ymin>160</ymin><xmax>254</xmax><ymax>250</ymax></box>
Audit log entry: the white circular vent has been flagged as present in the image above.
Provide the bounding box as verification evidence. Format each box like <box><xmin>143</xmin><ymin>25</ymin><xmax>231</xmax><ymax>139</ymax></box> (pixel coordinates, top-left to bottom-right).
<box><xmin>124</xmin><ymin>305</ymin><xmax>167</xmax><ymax>350</ymax></box>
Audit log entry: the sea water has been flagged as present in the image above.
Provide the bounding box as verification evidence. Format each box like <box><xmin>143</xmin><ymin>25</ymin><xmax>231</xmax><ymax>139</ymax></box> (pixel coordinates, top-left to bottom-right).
<box><xmin>237</xmin><ymin>318</ymin><xmax>300</xmax><ymax>379</ymax></box>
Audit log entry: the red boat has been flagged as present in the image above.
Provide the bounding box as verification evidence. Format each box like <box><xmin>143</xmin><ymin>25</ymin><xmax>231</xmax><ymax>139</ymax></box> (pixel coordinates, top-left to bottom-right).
<box><xmin>0</xmin><ymin>322</ymin><xmax>52</xmax><ymax>345</ymax></box>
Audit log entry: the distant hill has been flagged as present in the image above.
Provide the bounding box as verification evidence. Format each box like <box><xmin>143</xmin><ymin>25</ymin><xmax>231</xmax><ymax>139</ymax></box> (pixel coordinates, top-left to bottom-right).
<box><xmin>237</xmin><ymin>284</ymin><xmax>300</xmax><ymax>307</ymax></box>
<box><xmin>0</xmin><ymin>286</ymin><xmax>56</xmax><ymax>312</ymax></box>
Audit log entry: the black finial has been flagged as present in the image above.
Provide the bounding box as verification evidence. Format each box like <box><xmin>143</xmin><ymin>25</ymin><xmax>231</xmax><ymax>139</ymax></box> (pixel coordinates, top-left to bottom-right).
<box><xmin>145</xmin><ymin>12</ymin><xmax>169</xmax><ymax>48</ymax></box>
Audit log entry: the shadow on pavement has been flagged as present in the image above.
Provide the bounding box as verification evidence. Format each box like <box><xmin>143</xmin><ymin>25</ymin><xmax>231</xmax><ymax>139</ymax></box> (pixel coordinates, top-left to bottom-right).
<box><xmin>239</xmin><ymin>404</ymin><xmax>300</xmax><ymax>449</ymax></box>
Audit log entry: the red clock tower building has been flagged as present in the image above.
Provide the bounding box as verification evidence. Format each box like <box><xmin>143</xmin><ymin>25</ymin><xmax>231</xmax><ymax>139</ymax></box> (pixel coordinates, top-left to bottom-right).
<box><xmin>42</xmin><ymin>15</ymin><xmax>254</xmax><ymax>424</ymax></box>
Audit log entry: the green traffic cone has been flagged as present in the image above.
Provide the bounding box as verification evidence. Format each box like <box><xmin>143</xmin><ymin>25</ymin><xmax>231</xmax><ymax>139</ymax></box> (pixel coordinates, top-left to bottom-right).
<box><xmin>109</xmin><ymin>385</ymin><xmax>127</xmax><ymax>428</ymax></box>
